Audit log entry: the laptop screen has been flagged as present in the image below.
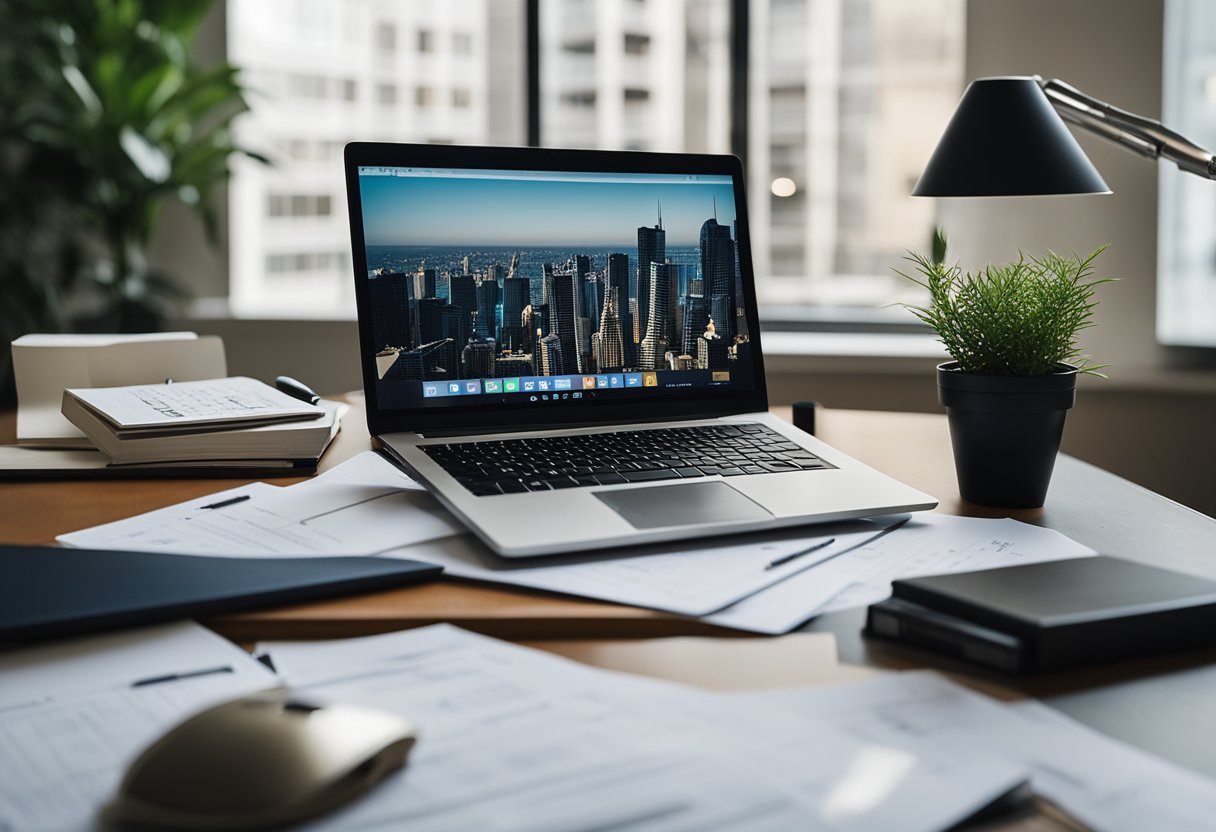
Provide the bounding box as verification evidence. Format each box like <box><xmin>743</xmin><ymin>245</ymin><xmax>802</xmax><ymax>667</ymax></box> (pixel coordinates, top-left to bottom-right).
<box><xmin>353</xmin><ymin>162</ymin><xmax>758</xmax><ymax>415</ymax></box>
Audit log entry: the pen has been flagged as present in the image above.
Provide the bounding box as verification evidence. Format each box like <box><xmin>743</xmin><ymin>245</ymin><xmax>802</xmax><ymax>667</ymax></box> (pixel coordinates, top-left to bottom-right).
<box><xmin>764</xmin><ymin>515</ymin><xmax>914</xmax><ymax>573</ymax></box>
<box><xmin>766</xmin><ymin>537</ymin><xmax>836</xmax><ymax>570</ymax></box>
<box><xmin>131</xmin><ymin>666</ymin><xmax>234</xmax><ymax>688</ymax></box>
<box><xmin>276</xmin><ymin>375</ymin><xmax>321</xmax><ymax>405</ymax></box>
<box><xmin>200</xmin><ymin>494</ymin><xmax>252</xmax><ymax>510</ymax></box>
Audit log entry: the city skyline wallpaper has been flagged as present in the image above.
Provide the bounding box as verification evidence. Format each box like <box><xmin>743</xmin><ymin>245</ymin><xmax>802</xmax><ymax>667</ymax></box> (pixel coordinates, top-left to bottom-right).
<box><xmin>360</xmin><ymin>169</ymin><xmax>753</xmax><ymax>401</ymax></box>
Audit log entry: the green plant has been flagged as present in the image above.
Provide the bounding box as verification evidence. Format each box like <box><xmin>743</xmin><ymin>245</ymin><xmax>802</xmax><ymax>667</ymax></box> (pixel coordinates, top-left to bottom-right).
<box><xmin>0</xmin><ymin>0</ymin><xmax>265</xmax><ymax>334</ymax></box>
<box><xmin>897</xmin><ymin>236</ymin><xmax>1114</xmax><ymax>376</ymax></box>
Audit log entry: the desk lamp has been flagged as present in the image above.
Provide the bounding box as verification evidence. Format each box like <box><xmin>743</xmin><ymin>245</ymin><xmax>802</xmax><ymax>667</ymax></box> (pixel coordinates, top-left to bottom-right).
<box><xmin>913</xmin><ymin>75</ymin><xmax>1216</xmax><ymax>197</ymax></box>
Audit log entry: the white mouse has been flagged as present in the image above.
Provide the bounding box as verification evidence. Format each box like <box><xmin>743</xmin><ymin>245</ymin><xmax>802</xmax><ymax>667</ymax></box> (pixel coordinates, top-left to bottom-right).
<box><xmin>99</xmin><ymin>692</ymin><xmax>416</xmax><ymax>831</ymax></box>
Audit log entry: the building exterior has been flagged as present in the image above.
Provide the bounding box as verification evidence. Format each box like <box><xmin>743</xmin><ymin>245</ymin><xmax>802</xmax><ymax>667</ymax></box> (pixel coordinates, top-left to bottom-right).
<box><xmin>635</xmin><ymin>211</ymin><xmax>665</xmax><ymax>347</ymax></box>
<box><xmin>448</xmin><ymin>274</ymin><xmax>478</xmax><ymax>340</ymax></box>
<box><xmin>398</xmin><ymin>338</ymin><xmax>457</xmax><ymax>381</ymax></box>
<box><xmin>495</xmin><ymin>354</ymin><xmax>534</xmax><ymax>378</ymax></box>
<box><xmin>413</xmin><ymin>268</ymin><xmax>437</xmax><ymax>301</ymax></box>
<box><xmin>540</xmin><ymin>0</ymin><xmax>729</xmax><ymax>153</ymax></box>
<box><xmin>538</xmin><ymin>332</ymin><xmax>565</xmax><ymax>376</ymax></box>
<box><xmin>367</xmin><ymin>271</ymin><xmax>412</xmax><ymax>350</ymax></box>
<box><xmin>500</xmin><ymin>276</ymin><xmax>530</xmax><ymax>353</ymax></box>
<box><xmin>696</xmin><ymin>317</ymin><xmax>729</xmax><ymax>370</ymax></box>
<box><xmin>639</xmin><ymin>262</ymin><xmax>677</xmax><ymax>370</ymax></box>
<box><xmin>547</xmin><ymin>271</ymin><xmax>580</xmax><ymax>374</ymax></box>
<box><xmin>476</xmin><ymin>279</ymin><xmax>499</xmax><ymax>340</ymax></box>
<box><xmin>228</xmin><ymin>0</ymin><xmax>524</xmax><ymax>315</ymax></box>
<box><xmin>462</xmin><ymin>329</ymin><xmax>497</xmax><ymax>378</ymax></box>
<box><xmin>594</xmin><ymin>286</ymin><xmax>626</xmax><ymax>372</ymax></box>
<box><xmin>680</xmin><ymin>293</ymin><xmax>709</xmax><ymax>357</ymax></box>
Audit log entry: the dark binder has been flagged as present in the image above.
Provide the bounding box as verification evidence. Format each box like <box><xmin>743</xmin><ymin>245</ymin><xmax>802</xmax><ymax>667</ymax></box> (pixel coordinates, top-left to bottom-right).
<box><xmin>865</xmin><ymin>556</ymin><xmax>1216</xmax><ymax>673</ymax></box>
<box><xmin>0</xmin><ymin>545</ymin><xmax>443</xmax><ymax>644</ymax></box>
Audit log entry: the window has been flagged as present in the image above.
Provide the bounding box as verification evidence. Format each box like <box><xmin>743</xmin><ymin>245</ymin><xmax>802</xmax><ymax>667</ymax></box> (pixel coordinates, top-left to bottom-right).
<box><xmin>1158</xmin><ymin>0</ymin><xmax>1216</xmax><ymax>346</ymax></box>
<box><xmin>266</xmin><ymin>194</ymin><xmax>332</xmax><ymax>218</ymax></box>
<box><xmin>623</xmin><ymin>33</ymin><xmax>650</xmax><ymax>55</ymax></box>
<box><xmin>750</xmin><ymin>0</ymin><xmax>965</xmax><ymax>308</ymax></box>
<box><xmin>415</xmin><ymin>86</ymin><xmax>436</xmax><ymax>108</ymax></box>
<box><xmin>227</xmin><ymin>0</ymin><xmax>962</xmax><ymax>317</ymax></box>
<box><xmin>375</xmin><ymin>21</ymin><xmax>396</xmax><ymax>53</ymax></box>
<box><xmin>376</xmin><ymin>83</ymin><xmax>398</xmax><ymax>105</ymax></box>
<box><xmin>227</xmin><ymin>0</ymin><xmax>526</xmax><ymax>315</ymax></box>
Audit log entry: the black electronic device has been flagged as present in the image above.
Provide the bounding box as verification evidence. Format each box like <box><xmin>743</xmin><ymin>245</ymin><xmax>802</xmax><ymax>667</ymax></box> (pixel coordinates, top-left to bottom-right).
<box><xmin>865</xmin><ymin>556</ymin><xmax>1216</xmax><ymax>673</ymax></box>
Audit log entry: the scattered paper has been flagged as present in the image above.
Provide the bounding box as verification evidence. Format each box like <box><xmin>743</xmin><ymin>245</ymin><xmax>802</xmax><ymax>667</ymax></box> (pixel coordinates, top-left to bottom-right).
<box><xmin>743</xmin><ymin>672</ymin><xmax>1216</xmax><ymax>832</ymax></box>
<box><xmin>260</xmin><ymin>624</ymin><xmax>1025</xmax><ymax>832</ymax></box>
<box><xmin>0</xmin><ymin>622</ymin><xmax>279</xmax><ymax>832</ymax></box>
<box><xmin>59</xmin><ymin>465</ymin><xmax>1097</xmax><ymax>633</ymax></box>
<box><xmin>705</xmin><ymin>513</ymin><xmax>1097</xmax><ymax>633</ymax></box>
<box><xmin>395</xmin><ymin>519</ymin><xmax>904</xmax><ymax>617</ymax></box>
<box><xmin>56</xmin><ymin>455</ymin><xmax>463</xmax><ymax>557</ymax></box>
<box><xmin>299</xmin><ymin>450</ymin><xmax>424</xmax><ymax>491</ymax></box>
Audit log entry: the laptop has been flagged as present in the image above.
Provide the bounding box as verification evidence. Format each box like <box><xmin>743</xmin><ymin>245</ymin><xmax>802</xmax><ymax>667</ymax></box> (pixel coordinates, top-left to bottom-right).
<box><xmin>345</xmin><ymin>143</ymin><xmax>936</xmax><ymax>557</ymax></box>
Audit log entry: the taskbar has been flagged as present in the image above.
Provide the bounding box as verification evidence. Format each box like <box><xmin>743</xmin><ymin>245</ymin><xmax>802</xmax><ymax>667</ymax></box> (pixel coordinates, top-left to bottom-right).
<box><xmin>417</xmin><ymin>369</ymin><xmax>734</xmax><ymax>401</ymax></box>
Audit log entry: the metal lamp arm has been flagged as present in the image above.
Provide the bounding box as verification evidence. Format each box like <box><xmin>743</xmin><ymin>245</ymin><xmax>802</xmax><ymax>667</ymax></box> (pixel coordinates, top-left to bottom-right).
<box><xmin>1038</xmin><ymin>76</ymin><xmax>1216</xmax><ymax>179</ymax></box>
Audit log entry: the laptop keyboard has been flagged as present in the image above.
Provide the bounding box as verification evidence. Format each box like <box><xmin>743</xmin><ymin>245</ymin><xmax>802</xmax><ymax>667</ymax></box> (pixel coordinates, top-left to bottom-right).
<box><xmin>422</xmin><ymin>423</ymin><xmax>833</xmax><ymax>496</ymax></box>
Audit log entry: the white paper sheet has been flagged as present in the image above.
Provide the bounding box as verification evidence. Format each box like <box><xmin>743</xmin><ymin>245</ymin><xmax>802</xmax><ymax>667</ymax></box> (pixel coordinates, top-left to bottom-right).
<box><xmin>0</xmin><ymin>622</ymin><xmax>279</xmax><ymax>832</ymax></box>
<box><xmin>744</xmin><ymin>672</ymin><xmax>1216</xmax><ymax>832</ymax></box>
<box><xmin>300</xmin><ymin>450</ymin><xmax>424</xmax><ymax>491</ymax></box>
<box><xmin>392</xmin><ymin>519</ymin><xmax>902</xmax><ymax>617</ymax></box>
<box><xmin>705</xmin><ymin>514</ymin><xmax>1097</xmax><ymax>633</ymax></box>
<box><xmin>261</xmin><ymin>625</ymin><xmax>1025</xmax><ymax>832</ymax></box>
<box><xmin>56</xmin><ymin>461</ymin><xmax>463</xmax><ymax>557</ymax></box>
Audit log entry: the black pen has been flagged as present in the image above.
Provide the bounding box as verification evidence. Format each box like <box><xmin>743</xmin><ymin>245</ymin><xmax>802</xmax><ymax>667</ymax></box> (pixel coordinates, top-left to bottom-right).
<box><xmin>276</xmin><ymin>375</ymin><xmax>321</xmax><ymax>405</ymax></box>
<box><xmin>200</xmin><ymin>494</ymin><xmax>252</xmax><ymax>510</ymax></box>
<box><xmin>766</xmin><ymin>537</ymin><xmax>836</xmax><ymax>570</ymax></box>
<box><xmin>131</xmin><ymin>666</ymin><xmax>234</xmax><ymax>688</ymax></box>
<box><xmin>763</xmin><ymin>515</ymin><xmax>914</xmax><ymax>572</ymax></box>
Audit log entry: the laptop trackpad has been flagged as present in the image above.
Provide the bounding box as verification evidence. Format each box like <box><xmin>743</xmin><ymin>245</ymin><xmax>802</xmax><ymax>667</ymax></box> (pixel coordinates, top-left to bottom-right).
<box><xmin>594</xmin><ymin>481</ymin><xmax>773</xmax><ymax>530</ymax></box>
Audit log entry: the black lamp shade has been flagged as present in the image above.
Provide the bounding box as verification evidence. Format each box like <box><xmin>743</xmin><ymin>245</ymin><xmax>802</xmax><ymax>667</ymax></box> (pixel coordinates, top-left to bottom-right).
<box><xmin>912</xmin><ymin>77</ymin><xmax>1111</xmax><ymax>197</ymax></box>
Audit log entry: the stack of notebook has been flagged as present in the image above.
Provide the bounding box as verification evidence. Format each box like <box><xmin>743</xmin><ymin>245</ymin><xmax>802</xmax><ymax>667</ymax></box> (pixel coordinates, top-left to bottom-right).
<box><xmin>52</xmin><ymin>377</ymin><xmax>344</xmax><ymax>474</ymax></box>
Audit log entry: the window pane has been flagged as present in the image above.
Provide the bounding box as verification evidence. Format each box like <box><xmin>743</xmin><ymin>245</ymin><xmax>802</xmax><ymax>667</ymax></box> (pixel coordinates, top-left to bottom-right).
<box><xmin>227</xmin><ymin>0</ymin><xmax>526</xmax><ymax>315</ymax></box>
<box><xmin>749</xmin><ymin>0</ymin><xmax>965</xmax><ymax>308</ymax></box>
<box><xmin>540</xmin><ymin>0</ymin><xmax>732</xmax><ymax>154</ymax></box>
<box><xmin>1158</xmin><ymin>0</ymin><xmax>1216</xmax><ymax>346</ymax></box>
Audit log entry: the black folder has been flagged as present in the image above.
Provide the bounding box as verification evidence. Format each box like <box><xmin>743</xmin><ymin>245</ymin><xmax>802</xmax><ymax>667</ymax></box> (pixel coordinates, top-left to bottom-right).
<box><xmin>0</xmin><ymin>545</ymin><xmax>443</xmax><ymax>644</ymax></box>
<box><xmin>865</xmin><ymin>556</ymin><xmax>1216</xmax><ymax>673</ymax></box>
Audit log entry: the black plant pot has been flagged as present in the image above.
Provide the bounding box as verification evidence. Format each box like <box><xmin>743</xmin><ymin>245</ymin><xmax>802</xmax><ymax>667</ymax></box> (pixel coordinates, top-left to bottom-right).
<box><xmin>937</xmin><ymin>362</ymin><xmax>1078</xmax><ymax>508</ymax></box>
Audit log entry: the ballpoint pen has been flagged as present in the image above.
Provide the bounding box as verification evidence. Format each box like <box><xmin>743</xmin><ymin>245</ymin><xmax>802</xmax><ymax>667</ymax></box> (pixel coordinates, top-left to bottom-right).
<box><xmin>764</xmin><ymin>516</ymin><xmax>912</xmax><ymax>572</ymax></box>
<box><xmin>200</xmin><ymin>494</ymin><xmax>252</xmax><ymax>510</ymax></box>
<box><xmin>276</xmin><ymin>375</ymin><xmax>321</xmax><ymax>405</ymax></box>
<box><xmin>131</xmin><ymin>666</ymin><xmax>234</xmax><ymax>688</ymax></box>
<box><xmin>766</xmin><ymin>537</ymin><xmax>836</xmax><ymax>570</ymax></box>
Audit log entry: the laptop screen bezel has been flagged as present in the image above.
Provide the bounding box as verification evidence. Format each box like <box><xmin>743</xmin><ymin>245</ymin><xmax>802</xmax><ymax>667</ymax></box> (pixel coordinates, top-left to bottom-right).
<box><xmin>344</xmin><ymin>142</ymin><xmax>769</xmax><ymax>436</ymax></box>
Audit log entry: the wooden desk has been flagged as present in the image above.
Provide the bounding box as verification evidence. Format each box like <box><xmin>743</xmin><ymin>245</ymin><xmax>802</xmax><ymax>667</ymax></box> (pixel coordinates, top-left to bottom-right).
<box><xmin>4</xmin><ymin>399</ymin><xmax>1216</xmax><ymax>781</ymax></box>
<box><xmin>0</xmin><ymin>397</ymin><xmax>974</xmax><ymax>641</ymax></box>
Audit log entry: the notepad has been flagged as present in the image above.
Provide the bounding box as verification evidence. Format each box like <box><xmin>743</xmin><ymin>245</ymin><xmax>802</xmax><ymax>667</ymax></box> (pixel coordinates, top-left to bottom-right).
<box><xmin>60</xmin><ymin>377</ymin><xmax>329</xmax><ymax>463</ymax></box>
<box><xmin>63</xmin><ymin>376</ymin><xmax>323</xmax><ymax>435</ymax></box>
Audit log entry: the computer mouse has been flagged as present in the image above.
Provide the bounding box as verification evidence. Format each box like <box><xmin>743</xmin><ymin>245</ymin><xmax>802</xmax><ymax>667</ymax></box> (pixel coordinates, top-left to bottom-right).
<box><xmin>99</xmin><ymin>692</ymin><xmax>417</xmax><ymax>831</ymax></box>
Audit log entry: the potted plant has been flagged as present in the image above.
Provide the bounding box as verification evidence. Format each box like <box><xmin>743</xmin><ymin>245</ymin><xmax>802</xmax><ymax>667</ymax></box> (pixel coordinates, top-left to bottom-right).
<box><xmin>898</xmin><ymin>233</ymin><xmax>1114</xmax><ymax>508</ymax></box>
<box><xmin>0</xmin><ymin>0</ymin><xmax>264</xmax><ymax>403</ymax></box>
